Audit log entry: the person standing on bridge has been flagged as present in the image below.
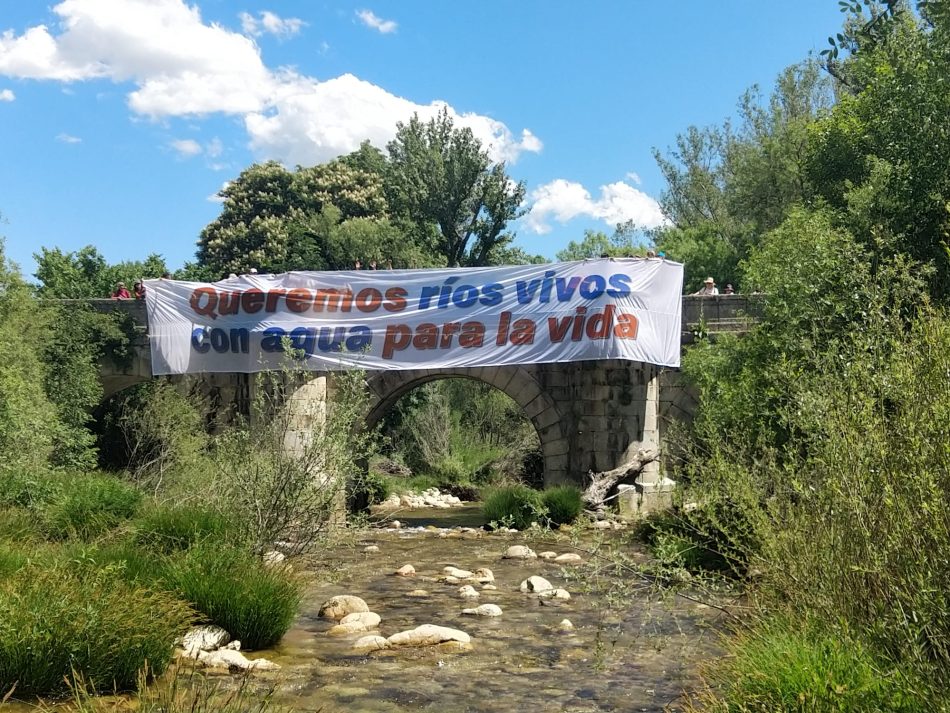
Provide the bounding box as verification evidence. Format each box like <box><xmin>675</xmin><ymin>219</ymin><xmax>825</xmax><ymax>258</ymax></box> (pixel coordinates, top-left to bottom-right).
<box><xmin>133</xmin><ymin>280</ymin><xmax>146</xmax><ymax>300</ymax></box>
<box><xmin>694</xmin><ymin>277</ymin><xmax>719</xmax><ymax>296</ymax></box>
<box><xmin>111</xmin><ymin>282</ymin><xmax>131</xmax><ymax>299</ymax></box>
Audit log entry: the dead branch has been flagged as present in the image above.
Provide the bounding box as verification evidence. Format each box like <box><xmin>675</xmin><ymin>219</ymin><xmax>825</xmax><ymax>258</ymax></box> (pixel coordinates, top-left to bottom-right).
<box><xmin>583</xmin><ymin>448</ymin><xmax>660</xmax><ymax>508</ymax></box>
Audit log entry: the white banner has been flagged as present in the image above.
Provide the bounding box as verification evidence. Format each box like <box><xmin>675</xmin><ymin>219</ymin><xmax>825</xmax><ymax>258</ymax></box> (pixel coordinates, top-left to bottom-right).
<box><xmin>145</xmin><ymin>259</ymin><xmax>683</xmax><ymax>375</ymax></box>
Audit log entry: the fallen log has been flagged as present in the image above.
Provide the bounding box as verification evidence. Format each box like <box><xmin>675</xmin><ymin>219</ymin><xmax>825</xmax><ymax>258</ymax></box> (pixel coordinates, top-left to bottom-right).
<box><xmin>582</xmin><ymin>448</ymin><xmax>660</xmax><ymax>508</ymax></box>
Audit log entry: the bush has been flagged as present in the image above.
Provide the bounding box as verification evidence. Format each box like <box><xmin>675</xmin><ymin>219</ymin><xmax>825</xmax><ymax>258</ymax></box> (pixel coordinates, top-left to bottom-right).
<box><xmin>0</xmin><ymin>564</ymin><xmax>192</xmax><ymax>697</ymax></box>
<box><xmin>42</xmin><ymin>474</ymin><xmax>142</xmax><ymax>540</ymax></box>
<box><xmin>164</xmin><ymin>543</ymin><xmax>302</xmax><ymax>649</ymax></box>
<box><xmin>540</xmin><ymin>485</ymin><xmax>583</xmax><ymax>526</ymax></box>
<box><xmin>692</xmin><ymin>619</ymin><xmax>924</xmax><ymax>712</ymax></box>
<box><xmin>133</xmin><ymin>504</ymin><xmax>240</xmax><ymax>553</ymax></box>
<box><xmin>482</xmin><ymin>484</ymin><xmax>545</xmax><ymax>530</ymax></box>
<box><xmin>0</xmin><ymin>469</ymin><xmax>58</xmax><ymax>509</ymax></box>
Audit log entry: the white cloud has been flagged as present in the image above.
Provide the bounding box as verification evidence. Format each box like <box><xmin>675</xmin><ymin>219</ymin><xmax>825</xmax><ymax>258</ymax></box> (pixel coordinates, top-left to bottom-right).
<box><xmin>170</xmin><ymin>137</ymin><xmax>202</xmax><ymax>156</ymax></box>
<box><xmin>207</xmin><ymin>180</ymin><xmax>230</xmax><ymax>202</ymax></box>
<box><xmin>239</xmin><ymin>10</ymin><xmax>304</xmax><ymax>39</ymax></box>
<box><xmin>524</xmin><ymin>179</ymin><xmax>668</xmax><ymax>234</ymax></box>
<box><xmin>205</xmin><ymin>136</ymin><xmax>223</xmax><ymax>158</ymax></box>
<box><xmin>245</xmin><ymin>73</ymin><xmax>542</xmax><ymax>166</ymax></box>
<box><xmin>0</xmin><ymin>0</ymin><xmax>540</xmax><ymax>166</ymax></box>
<box><xmin>0</xmin><ymin>88</ymin><xmax>13</xmax><ymax>101</ymax></box>
<box><xmin>625</xmin><ymin>171</ymin><xmax>642</xmax><ymax>185</ymax></box>
<box><xmin>356</xmin><ymin>10</ymin><xmax>397</xmax><ymax>34</ymax></box>
<box><xmin>56</xmin><ymin>132</ymin><xmax>81</xmax><ymax>143</ymax></box>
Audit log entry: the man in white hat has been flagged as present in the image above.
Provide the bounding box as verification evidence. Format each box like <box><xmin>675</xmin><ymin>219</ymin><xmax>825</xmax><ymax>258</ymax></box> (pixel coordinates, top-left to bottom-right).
<box><xmin>694</xmin><ymin>277</ymin><xmax>719</xmax><ymax>296</ymax></box>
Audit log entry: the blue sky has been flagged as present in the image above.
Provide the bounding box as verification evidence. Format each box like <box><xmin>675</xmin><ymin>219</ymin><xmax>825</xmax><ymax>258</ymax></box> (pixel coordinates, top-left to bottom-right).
<box><xmin>0</xmin><ymin>1</ymin><xmax>844</xmax><ymax>278</ymax></box>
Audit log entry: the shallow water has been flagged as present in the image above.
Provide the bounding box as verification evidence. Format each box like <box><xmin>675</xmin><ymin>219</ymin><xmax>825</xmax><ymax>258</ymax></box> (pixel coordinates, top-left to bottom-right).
<box><xmin>253</xmin><ymin>506</ymin><xmax>725</xmax><ymax>713</ymax></box>
<box><xmin>5</xmin><ymin>507</ymin><xmax>725</xmax><ymax>712</ymax></box>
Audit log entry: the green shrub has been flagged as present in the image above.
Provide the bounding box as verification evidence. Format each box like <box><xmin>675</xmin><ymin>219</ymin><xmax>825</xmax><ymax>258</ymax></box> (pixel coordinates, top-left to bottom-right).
<box><xmin>164</xmin><ymin>543</ymin><xmax>302</xmax><ymax>649</ymax></box>
<box><xmin>0</xmin><ymin>469</ymin><xmax>58</xmax><ymax>509</ymax></box>
<box><xmin>42</xmin><ymin>474</ymin><xmax>142</xmax><ymax>540</ymax></box>
<box><xmin>0</xmin><ymin>564</ymin><xmax>192</xmax><ymax>697</ymax></box>
<box><xmin>74</xmin><ymin>540</ymin><xmax>168</xmax><ymax>585</ymax></box>
<box><xmin>540</xmin><ymin>485</ymin><xmax>583</xmax><ymax>526</ymax></box>
<box><xmin>482</xmin><ymin>484</ymin><xmax>546</xmax><ymax>530</ymax></box>
<box><xmin>0</xmin><ymin>543</ymin><xmax>26</xmax><ymax>577</ymax></box>
<box><xmin>133</xmin><ymin>504</ymin><xmax>239</xmax><ymax>553</ymax></box>
<box><xmin>0</xmin><ymin>506</ymin><xmax>44</xmax><ymax>543</ymax></box>
<box><xmin>694</xmin><ymin>619</ymin><xmax>924</xmax><ymax>712</ymax></box>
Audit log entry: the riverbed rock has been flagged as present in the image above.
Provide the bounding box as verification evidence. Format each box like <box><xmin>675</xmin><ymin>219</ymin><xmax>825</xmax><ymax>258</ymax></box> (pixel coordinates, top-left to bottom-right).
<box><xmin>395</xmin><ymin>564</ymin><xmax>416</xmax><ymax>576</ymax></box>
<box><xmin>592</xmin><ymin>520</ymin><xmax>613</xmax><ymax>530</ymax></box>
<box><xmin>262</xmin><ymin>550</ymin><xmax>286</xmax><ymax>567</ymax></box>
<box><xmin>503</xmin><ymin>545</ymin><xmax>537</xmax><ymax>559</ymax></box>
<box><xmin>481</xmin><ymin>583</ymin><xmax>497</xmax><ymax>591</ymax></box>
<box><xmin>558</xmin><ymin>619</ymin><xmax>575</xmax><ymax>632</ymax></box>
<box><xmin>319</xmin><ymin>595</ymin><xmax>370</xmax><ymax>620</ymax></box>
<box><xmin>341</xmin><ymin>611</ymin><xmax>382</xmax><ymax>628</ymax></box>
<box><xmin>388</xmin><ymin>624</ymin><xmax>471</xmax><ymax>647</ymax></box>
<box><xmin>441</xmin><ymin>575</ymin><xmax>461</xmax><ymax>584</ymax></box>
<box><xmin>364</xmin><ymin>545</ymin><xmax>380</xmax><ymax>553</ymax></box>
<box><xmin>458</xmin><ymin>585</ymin><xmax>480</xmax><ymax>599</ymax></box>
<box><xmin>554</xmin><ymin>553</ymin><xmax>583</xmax><ymax>564</ymax></box>
<box><xmin>443</xmin><ymin>566</ymin><xmax>474</xmax><ymax>578</ymax></box>
<box><xmin>473</xmin><ymin>568</ymin><xmax>494</xmax><ymax>583</ymax></box>
<box><xmin>327</xmin><ymin>621</ymin><xmax>370</xmax><ymax>636</ymax></box>
<box><xmin>181</xmin><ymin>625</ymin><xmax>230</xmax><ymax>653</ymax></box>
<box><xmin>538</xmin><ymin>551</ymin><xmax>558</xmax><ymax>559</ymax></box>
<box><xmin>198</xmin><ymin>648</ymin><xmax>279</xmax><ymax>671</ymax></box>
<box><xmin>520</xmin><ymin>576</ymin><xmax>553</xmax><ymax>594</ymax></box>
<box><xmin>352</xmin><ymin>635</ymin><xmax>391</xmax><ymax>653</ymax></box>
<box><xmin>461</xmin><ymin>604</ymin><xmax>502</xmax><ymax>617</ymax></box>
<box><xmin>538</xmin><ymin>588</ymin><xmax>572</xmax><ymax>601</ymax></box>
<box><xmin>391</xmin><ymin>520</ymin><xmax>402</xmax><ymax>529</ymax></box>
<box><xmin>224</xmin><ymin>640</ymin><xmax>241</xmax><ymax>651</ymax></box>
<box><xmin>407</xmin><ymin>589</ymin><xmax>430</xmax><ymax>597</ymax></box>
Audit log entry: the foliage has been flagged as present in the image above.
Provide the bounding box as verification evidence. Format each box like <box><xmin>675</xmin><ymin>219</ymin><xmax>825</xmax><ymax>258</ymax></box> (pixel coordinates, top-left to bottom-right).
<box><xmin>0</xmin><ymin>564</ymin><xmax>192</xmax><ymax>697</ymax></box>
<box><xmin>207</xmin><ymin>367</ymin><xmax>371</xmax><ymax>553</ymax></box>
<box><xmin>652</xmin><ymin>60</ymin><xmax>833</xmax><ymax>291</ymax></box>
<box><xmin>482</xmin><ymin>484</ymin><xmax>546</xmax><ymax>530</ymax></box>
<box><xmin>386</xmin><ymin>109</ymin><xmax>527</xmax><ymax>266</ymax></box>
<box><xmin>196</xmin><ymin>159</ymin><xmax>428</xmax><ymax>275</ymax></box>
<box><xmin>41</xmin><ymin>474</ymin><xmax>143</xmax><ymax>540</ymax></box>
<box><xmin>133</xmin><ymin>504</ymin><xmax>240</xmax><ymax>554</ymax></box>
<box><xmin>33</xmin><ymin>245</ymin><xmax>168</xmax><ymax>299</ymax></box>
<box><xmin>0</xmin><ymin>246</ymin><xmax>60</xmax><ymax>473</ymax></box>
<box><xmin>555</xmin><ymin>225</ymin><xmax>647</xmax><ymax>261</ymax></box>
<box><xmin>690</xmin><ymin>618</ymin><xmax>923</xmax><ymax>712</ymax></box>
<box><xmin>164</xmin><ymin>542</ymin><xmax>302</xmax><ymax>650</ymax></box>
<box><xmin>99</xmin><ymin>381</ymin><xmax>208</xmax><ymax>492</ymax></box>
<box><xmin>540</xmin><ymin>485</ymin><xmax>583</xmax><ymax>526</ymax></box>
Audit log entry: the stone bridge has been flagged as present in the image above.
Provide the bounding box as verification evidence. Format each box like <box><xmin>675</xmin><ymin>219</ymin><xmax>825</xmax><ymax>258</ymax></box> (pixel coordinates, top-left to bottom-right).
<box><xmin>72</xmin><ymin>295</ymin><xmax>757</xmax><ymax>511</ymax></box>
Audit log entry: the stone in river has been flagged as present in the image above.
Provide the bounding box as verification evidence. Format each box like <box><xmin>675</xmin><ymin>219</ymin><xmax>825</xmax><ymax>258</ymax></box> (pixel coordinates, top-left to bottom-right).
<box><xmin>520</xmin><ymin>576</ymin><xmax>553</xmax><ymax>593</ymax></box>
<box><xmin>318</xmin><ymin>595</ymin><xmax>369</xmax><ymax>620</ymax></box>
<box><xmin>503</xmin><ymin>545</ymin><xmax>537</xmax><ymax>559</ymax></box>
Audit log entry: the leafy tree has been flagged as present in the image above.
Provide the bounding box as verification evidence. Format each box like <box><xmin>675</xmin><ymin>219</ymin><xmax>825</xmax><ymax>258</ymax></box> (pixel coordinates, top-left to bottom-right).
<box><xmin>652</xmin><ymin>61</ymin><xmax>833</xmax><ymax>289</ymax></box>
<box><xmin>806</xmin><ymin>3</ymin><xmax>950</xmax><ymax>298</ymax></box>
<box><xmin>33</xmin><ymin>246</ymin><xmax>167</xmax><ymax>298</ymax></box>
<box><xmin>386</xmin><ymin>109</ymin><xmax>526</xmax><ymax>266</ymax></box>
<box><xmin>556</xmin><ymin>226</ymin><xmax>647</xmax><ymax>261</ymax></box>
<box><xmin>0</xmin><ymin>241</ymin><xmax>59</xmax><ymax>472</ymax></box>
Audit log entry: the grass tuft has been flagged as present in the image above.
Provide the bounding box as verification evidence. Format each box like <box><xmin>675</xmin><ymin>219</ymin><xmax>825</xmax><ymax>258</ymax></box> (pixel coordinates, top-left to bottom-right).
<box><xmin>482</xmin><ymin>484</ymin><xmax>545</xmax><ymax>530</ymax></box>
<box><xmin>164</xmin><ymin>542</ymin><xmax>302</xmax><ymax>650</ymax></box>
<box><xmin>540</xmin><ymin>485</ymin><xmax>583</xmax><ymax>526</ymax></box>
<box><xmin>42</xmin><ymin>474</ymin><xmax>142</xmax><ymax>540</ymax></box>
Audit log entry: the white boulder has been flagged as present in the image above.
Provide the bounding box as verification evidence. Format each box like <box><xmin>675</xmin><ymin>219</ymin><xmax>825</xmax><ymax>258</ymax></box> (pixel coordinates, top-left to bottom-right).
<box><xmin>461</xmin><ymin>604</ymin><xmax>503</xmax><ymax>617</ymax></box>
<box><xmin>388</xmin><ymin>625</ymin><xmax>471</xmax><ymax>647</ymax></box>
<box><xmin>318</xmin><ymin>595</ymin><xmax>370</xmax><ymax>620</ymax></box>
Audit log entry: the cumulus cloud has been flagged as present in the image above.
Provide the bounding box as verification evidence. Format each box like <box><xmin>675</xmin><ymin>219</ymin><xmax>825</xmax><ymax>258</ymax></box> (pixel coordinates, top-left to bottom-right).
<box><xmin>625</xmin><ymin>171</ymin><xmax>642</xmax><ymax>185</ymax></box>
<box><xmin>0</xmin><ymin>0</ymin><xmax>540</xmax><ymax>166</ymax></box>
<box><xmin>524</xmin><ymin>179</ymin><xmax>667</xmax><ymax>234</ymax></box>
<box><xmin>170</xmin><ymin>137</ymin><xmax>202</xmax><ymax>156</ymax></box>
<box><xmin>56</xmin><ymin>132</ymin><xmax>81</xmax><ymax>143</ymax></box>
<box><xmin>0</xmin><ymin>88</ymin><xmax>13</xmax><ymax>101</ymax></box>
<box><xmin>245</xmin><ymin>73</ymin><xmax>542</xmax><ymax>166</ymax></box>
<box><xmin>239</xmin><ymin>10</ymin><xmax>304</xmax><ymax>39</ymax></box>
<box><xmin>205</xmin><ymin>136</ymin><xmax>223</xmax><ymax>158</ymax></box>
<box><xmin>356</xmin><ymin>10</ymin><xmax>397</xmax><ymax>34</ymax></box>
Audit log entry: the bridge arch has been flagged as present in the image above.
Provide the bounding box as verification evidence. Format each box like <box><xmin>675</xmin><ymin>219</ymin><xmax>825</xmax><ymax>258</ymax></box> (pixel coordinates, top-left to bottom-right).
<box><xmin>362</xmin><ymin>365</ymin><xmax>570</xmax><ymax>485</ymax></box>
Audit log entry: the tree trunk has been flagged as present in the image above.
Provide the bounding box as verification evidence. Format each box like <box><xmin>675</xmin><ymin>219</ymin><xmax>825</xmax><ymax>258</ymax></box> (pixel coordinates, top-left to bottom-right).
<box><xmin>582</xmin><ymin>448</ymin><xmax>660</xmax><ymax>508</ymax></box>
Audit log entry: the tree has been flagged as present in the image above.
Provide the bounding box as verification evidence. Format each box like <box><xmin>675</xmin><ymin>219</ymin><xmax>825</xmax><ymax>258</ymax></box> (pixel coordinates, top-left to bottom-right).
<box><xmin>34</xmin><ymin>246</ymin><xmax>167</xmax><ymax>298</ymax></box>
<box><xmin>386</xmin><ymin>110</ymin><xmax>526</xmax><ymax>267</ymax></box>
<box><xmin>196</xmin><ymin>158</ymin><xmax>423</xmax><ymax>275</ymax></box>
<box><xmin>652</xmin><ymin>61</ymin><xmax>833</xmax><ymax>289</ymax></box>
<box><xmin>555</xmin><ymin>226</ymin><xmax>647</xmax><ymax>261</ymax></box>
